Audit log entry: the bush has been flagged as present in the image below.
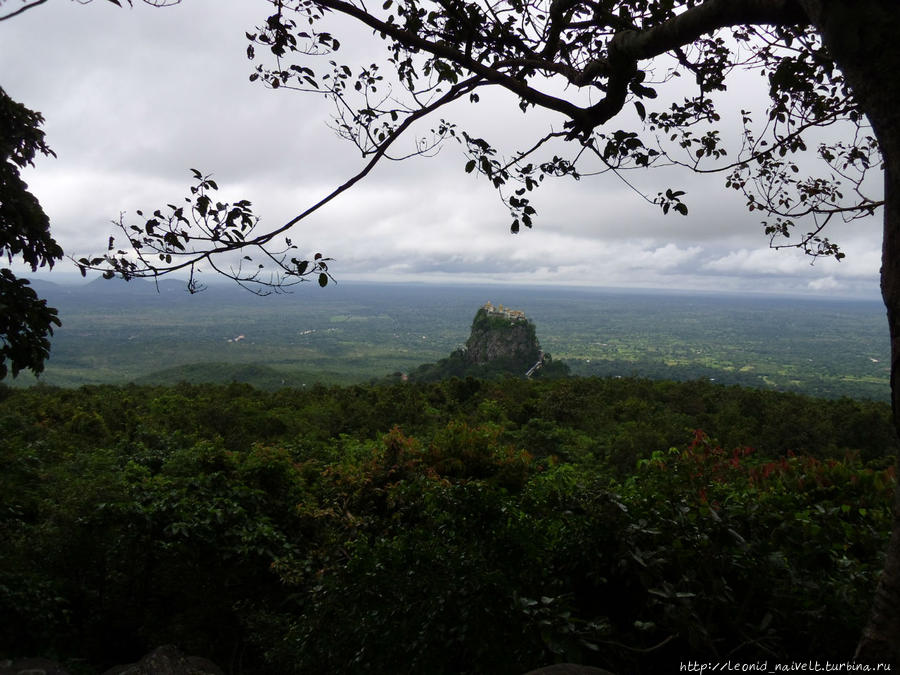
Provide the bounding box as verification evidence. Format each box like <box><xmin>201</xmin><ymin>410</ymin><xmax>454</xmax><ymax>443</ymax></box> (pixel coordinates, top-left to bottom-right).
<box><xmin>0</xmin><ymin>382</ymin><xmax>895</xmax><ymax>672</ymax></box>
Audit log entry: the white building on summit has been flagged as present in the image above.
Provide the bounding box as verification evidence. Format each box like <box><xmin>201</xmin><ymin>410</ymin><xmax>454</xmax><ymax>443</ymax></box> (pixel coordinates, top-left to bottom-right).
<box><xmin>482</xmin><ymin>301</ymin><xmax>526</xmax><ymax>321</ymax></box>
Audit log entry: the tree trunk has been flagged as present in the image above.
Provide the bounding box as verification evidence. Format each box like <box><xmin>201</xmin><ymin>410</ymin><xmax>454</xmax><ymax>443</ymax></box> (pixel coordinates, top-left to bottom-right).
<box><xmin>798</xmin><ymin>0</ymin><xmax>900</xmax><ymax>665</ymax></box>
<box><xmin>860</xmin><ymin>165</ymin><xmax>900</xmax><ymax>665</ymax></box>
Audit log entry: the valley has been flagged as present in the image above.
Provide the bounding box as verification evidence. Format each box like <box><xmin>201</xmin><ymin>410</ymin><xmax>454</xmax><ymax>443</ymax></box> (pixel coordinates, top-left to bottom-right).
<box><xmin>12</xmin><ymin>278</ymin><xmax>890</xmax><ymax>400</ymax></box>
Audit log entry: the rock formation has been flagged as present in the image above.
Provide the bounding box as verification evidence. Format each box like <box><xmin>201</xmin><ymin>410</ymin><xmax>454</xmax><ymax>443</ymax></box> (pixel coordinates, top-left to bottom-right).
<box><xmin>101</xmin><ymin>645</ymin><xmax>223</xmax><ymax>675</ymax></box>
<box><xmin>0</xmin><ymin>646</ymin><xmax>223</xmax><ymax>675</ymax></box>
<box><xmin>523</xmin><ymin>665</ymin><xmax>616</xmax><ymax>675</ymax></box>
<box><xmin>403</xmin><ymin>302</ymin><xmax>568</xmax><ymax>381</ymax></box>
<box><xmin>464</xmin><ymin>302</ymin><xmax>542</xmax><ymax>369</ymax></box>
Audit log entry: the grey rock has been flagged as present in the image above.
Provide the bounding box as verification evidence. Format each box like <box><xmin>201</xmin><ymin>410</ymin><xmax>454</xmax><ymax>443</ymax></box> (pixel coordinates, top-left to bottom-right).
<box><xmin>0</xmin><ymin>657</ymin><xmax>72</xmax><ymax>675</ymax></box>
<box><xmin>100</xmin><ymin>646</ymin><xmax>223</xmax><ymax>675</ymax></box>
<box><xmin>523</xmin><ymin>665</ymin><xmax>616</xmax><ymax>675</ymax></box>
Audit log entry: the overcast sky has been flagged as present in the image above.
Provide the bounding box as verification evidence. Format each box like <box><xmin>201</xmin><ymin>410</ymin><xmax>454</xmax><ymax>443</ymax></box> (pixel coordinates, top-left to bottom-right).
<box><xmin>0</xmin><ymin>0</ymin><xmax>886</xmax><ymax>299</ymax></box>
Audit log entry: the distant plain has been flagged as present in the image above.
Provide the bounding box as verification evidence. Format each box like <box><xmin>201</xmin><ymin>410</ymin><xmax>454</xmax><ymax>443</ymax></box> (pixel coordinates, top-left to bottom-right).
<box><xmin>13</xmin><ymin>278</ymin><xmax>890</xmax><ymax>401</ymax></box>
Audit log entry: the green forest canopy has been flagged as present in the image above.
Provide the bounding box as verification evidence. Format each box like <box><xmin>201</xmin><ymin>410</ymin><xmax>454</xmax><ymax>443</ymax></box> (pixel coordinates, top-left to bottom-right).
<box><xmin>1</xmin><ymin>376</ymin><xmax>896</xmax><ymax>672</ymax></box>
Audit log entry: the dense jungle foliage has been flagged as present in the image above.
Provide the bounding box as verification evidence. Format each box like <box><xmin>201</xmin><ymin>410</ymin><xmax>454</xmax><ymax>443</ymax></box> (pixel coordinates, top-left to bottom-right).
<box><xmin>402</xmin><ymin>346</ymin><xmax>571</xmax><ymax>382</ymax></box>
<box><xmin>1</xmin><ymin>377</ymin><xmax>896</xmax><ymax>673</ymax></box>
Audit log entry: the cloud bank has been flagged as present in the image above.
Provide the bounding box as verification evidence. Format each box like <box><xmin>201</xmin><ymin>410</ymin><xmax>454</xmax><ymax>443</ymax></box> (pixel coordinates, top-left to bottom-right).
<box><xmin>0</xmin><ymin>0</ymin><xmax>883</xmax><ymax>299</ymax></box>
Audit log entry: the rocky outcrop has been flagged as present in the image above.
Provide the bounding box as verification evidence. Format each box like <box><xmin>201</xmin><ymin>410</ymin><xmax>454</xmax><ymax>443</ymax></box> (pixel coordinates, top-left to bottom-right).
<box><xmin>404</xmin><ymin>302</ymin><xmax>568</xmax><ymax>381</ymax></box>
<box><xmin>102</xmin><ymin>646</ymin><xmax>223</xmax><ymax>675</ymax></box>
<box><xmin>0</xmin><ymin>657</ymin><xmax>72</xmax><ymax>675</ymax></box>
<box><xmin>0</xmin><ymin>646</ymin><xmax>223</xmax><ymax>675</ymax></box>
<box><xmin>523</xmin><ymin>665</ymin><xmax>616</xmax><ymax>675</ymax></box>
<box><xmin>464</xmin><ymin>304</ymin><xmax>541</xmax><ymax>368</ymax></box>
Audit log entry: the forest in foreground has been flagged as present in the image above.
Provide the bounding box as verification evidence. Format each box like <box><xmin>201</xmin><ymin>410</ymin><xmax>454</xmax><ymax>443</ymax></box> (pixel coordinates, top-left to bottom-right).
<box><xmin>1</xmin><ymin>376</ymin><xmax>896</xmax><ymax>673</ymax></box>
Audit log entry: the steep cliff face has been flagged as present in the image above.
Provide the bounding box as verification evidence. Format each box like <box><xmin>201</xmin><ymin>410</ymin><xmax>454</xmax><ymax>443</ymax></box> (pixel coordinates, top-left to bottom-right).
<box><xmin>464</xmin><ymin>307</ymin><xmax>541</xmax><ymax>368</ymax></box>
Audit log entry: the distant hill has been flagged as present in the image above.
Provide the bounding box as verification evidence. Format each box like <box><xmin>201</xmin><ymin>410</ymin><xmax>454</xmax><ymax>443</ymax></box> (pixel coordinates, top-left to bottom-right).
<box><xmin>404</xmin><ymin>302</ymin><xmax>569</xmax><ymax>381</ymax></box>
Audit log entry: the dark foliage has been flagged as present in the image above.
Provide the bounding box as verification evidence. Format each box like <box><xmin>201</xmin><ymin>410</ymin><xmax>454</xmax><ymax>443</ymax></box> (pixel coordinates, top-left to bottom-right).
<box><xmin>0</xmin><ymin>378</ymin><xmax>895</xmax><ymax>672</ymax></box>
<box><xmin>0</xmin><ymin>88</ymin><xmax>62</xmax><ymax>379</ymax></box>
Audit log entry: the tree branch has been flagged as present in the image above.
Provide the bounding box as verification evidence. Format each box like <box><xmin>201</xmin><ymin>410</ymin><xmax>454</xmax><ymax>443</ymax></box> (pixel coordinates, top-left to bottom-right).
<box><xmin>313</xmin><ymin>0</ymin><xmax>596</xmax><ymax>124</ymax></box>
<box><xmin>79</xmin><ymin>75</ymin><xmax>485</xmax><ymax>288</ymax></box>
<box><xmin>0</xmin><ymin>0</ymin><xmax>48</xmax><ymax>21</ymax></box>
<box><xmin>611</xmin><ymin>0</ymin><xmax>809</xmax><ymax>63</ymax></box>
<box><xmin>254</xmin><ymin>75</ymin><xmax>483</xmax><ymax>248</ymax></box>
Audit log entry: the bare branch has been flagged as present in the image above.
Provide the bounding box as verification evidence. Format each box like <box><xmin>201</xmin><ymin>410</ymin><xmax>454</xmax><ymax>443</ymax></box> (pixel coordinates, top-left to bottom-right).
<box><xmin>0</xmin><ymin>0</ymin><xmax>47</xmax><ymax>21</ymax></box>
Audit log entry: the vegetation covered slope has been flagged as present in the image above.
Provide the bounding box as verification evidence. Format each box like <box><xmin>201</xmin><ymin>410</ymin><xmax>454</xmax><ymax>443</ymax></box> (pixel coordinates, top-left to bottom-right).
<box><xmin>1</xmin><ymin>377</ymin><xmax>896</xmax><ymax>673</ymax></box>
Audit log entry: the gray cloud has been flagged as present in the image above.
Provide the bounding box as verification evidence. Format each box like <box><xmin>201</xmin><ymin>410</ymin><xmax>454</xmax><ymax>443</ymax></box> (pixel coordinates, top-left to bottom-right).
<box><xmin>1</xmin><ymin>0</ymin><xmax>884</xmax><ymax>299</ymax></box>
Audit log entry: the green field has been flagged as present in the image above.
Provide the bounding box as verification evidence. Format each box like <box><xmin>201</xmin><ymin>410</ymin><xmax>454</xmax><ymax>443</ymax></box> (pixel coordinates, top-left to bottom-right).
<box><xmin>13</xmin><ymin>278</ymin><xmax>890</xmax><ymax>400</ymax></box>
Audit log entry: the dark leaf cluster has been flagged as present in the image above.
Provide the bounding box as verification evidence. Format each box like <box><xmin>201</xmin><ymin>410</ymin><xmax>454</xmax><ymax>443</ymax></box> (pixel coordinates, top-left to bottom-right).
<box><xmin>0</xmin><ymin>87</ymin><xmax>62</xmax><ymax>379</ymax></box>
<box><xmin>77</xmin><ymin>171</ymin><xmax>334</xmax><ymax>294</ymax></box>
